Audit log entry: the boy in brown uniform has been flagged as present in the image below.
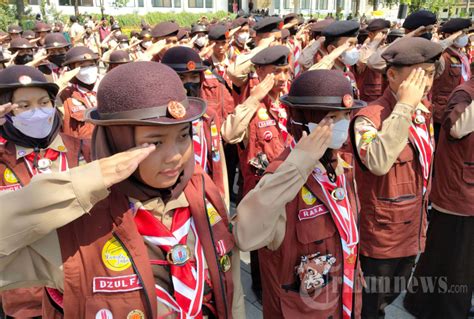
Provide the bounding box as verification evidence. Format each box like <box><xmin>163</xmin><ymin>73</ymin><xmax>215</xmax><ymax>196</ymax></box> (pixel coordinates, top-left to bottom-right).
<box><xmin>350</xmin><ymin>37</ymin><xmax>442</xmax><ymax>318</ymax></box>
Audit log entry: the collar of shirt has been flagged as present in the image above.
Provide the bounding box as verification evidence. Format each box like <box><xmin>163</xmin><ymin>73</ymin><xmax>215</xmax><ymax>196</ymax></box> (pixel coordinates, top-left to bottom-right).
<box><xmin>211</xmin><ymin>54</ymin><xmax>229</xmax><ymax>68</ymax></box>
<box><xmin>15</xmin><ymin>134</ymin><xmax>67</xmax><ymax>160</ymax></box>
<box><xmin>313</xmin><ymin>153</ymin><xmax>350</xmax><ymax>177</ymax></box>
<box><xmin>130</xmin><ymin>192</ymin><xmax>189</xmax><ymax>218</ymax></box>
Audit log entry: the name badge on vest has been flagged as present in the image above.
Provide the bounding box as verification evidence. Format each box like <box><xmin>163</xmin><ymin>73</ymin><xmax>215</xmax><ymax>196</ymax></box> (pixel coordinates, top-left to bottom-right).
<box><xmin>257</xmin><ymin>119</ymin><xmax>276</xmax><ymax>128</ymax></box>
<box><xmin>93</xmin><ymin>274</ymin><xmax>143</xmax><ymax>293</ymax></box>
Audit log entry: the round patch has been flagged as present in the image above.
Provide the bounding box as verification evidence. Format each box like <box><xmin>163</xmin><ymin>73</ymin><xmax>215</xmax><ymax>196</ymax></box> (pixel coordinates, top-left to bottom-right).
<box><xmin>18</xmin><ymin>75</ymin><xmax>32</xmax><ymax>85</ymax></box>
<box><xmin>331</xmin><ymin>187</ymin><xmax>346</xmax><ymax>201</ymax></box>
<box><xmin>187</xmin><ymin>60</ymin><xmax>196</xmax><ymax>71</ymax></box>
<box><xmin>167</xmin><ymin>100</ymin><xmax>187</xmax><ymax>119</ymax></box>
<box><xmin>220</xmin><ymin>255</ymin><xmax>232</xmax><ymax>272</ymax></box>
<box><xmin>57</xmin><ymin>145</ymin><xmax>66</xmax><ymax>152</ymax></box>
<box><xmin>127</xmin><ymin>309</ymin><xmax>145</xmax><ymax>319</ymax></box>
<box><xmin>278</xmin><ymin>21</ymin><xmax>284</xmax><ymax>30</ymax></box>
<box><xmin>361</xmin><ymin>131</ymin><xmax>376</xmax><ymax>144</ymax></box>
<box><xmin>3</xmin><ymin>168</ymin><xmax>18</xmax><ymax>184</ymax></box>
<box><xmin>17</xmin><ymin>150</ymin><xmax>26</xmax><ymax>157</ymax></box>
<box><xmin>314</xmin><ymin>167</ymin><xmax>323</xmax><ymax>176</ymax></box>
<box><xmin>263</xmin><ymin>130</ymin><xmax>273</xmax><ymax>141</ymax></box>
<box><xmin>95</xmin><ymin>309</ymin><xmax>113</xmax><ymax>319</ymax></box>
<box><xmin>257</xmin><ymin>108</ymin><xmax>269</xmax><ymax>121</ymax></box>
<box><xmin>450</xmin><ymin>56</ymin><xmax>459</xmax><ymax>64</ymax></box>
<box><xmin>225</xmin><ymin>31</ymin><xmax>230</xmax><ymax>39</ymax></box>
<box><xmin>301</xmin><ymin>186</ymin><xmax>316</xmax><ymax>205</ymax></box>
<box><xmin>342</xmin><ymin>94</ymin><xmax>353</xmax><ymax>108</ymax></box>
<box><xmin>101</xmin><ymin>237</ymin><xmax>131</xmax><ymax>272</ymax></box>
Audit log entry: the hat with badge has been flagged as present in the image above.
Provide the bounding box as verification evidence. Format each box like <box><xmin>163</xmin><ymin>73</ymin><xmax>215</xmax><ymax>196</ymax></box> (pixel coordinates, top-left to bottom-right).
<box><xmin>85</xmin><ymin>62</ymin><xmax>206</xmax><ymax>125</ymax></box>
<box><xmin>177</xmin><ymin>28</ymin><xmax>189</xmax><ymax>41</ymax></box>
<box><xmin>208</xmin><ymin>24</ymin><xmax>229</xmax><ymax>41</ymax></box>
<box><xmin>367</xmin><ymin>19</ymin><xmax>391</xmax><ymax>32</ymax></box>
<box><xmin>322</xmin><ymin>20</ymin><xmax>360</xmax><ymax>38</ymax></box>
<box><xmin>162</xmin><ymin>46</ymin><xmax>207</xmax><ymax>73</ymax></box>
<box><xmin>281</xmin><ymin>28</ymin><xmax>290</xmax><ymax>41</ymax></box>
<box><xmin>381</xmin><ymin>37</ymin><xmax>442</xmax><ymax>66</ymax></box>
<box><xmin>139</xmin><ymin>29</ymin><xmax>152</xmax><ymax>40</ymax></box>
<box><xmin>402</xmin><ymin>10</ymin><xmax>437</xmax><ymax>30</ymax></box>
<box><xmin>440</xmin><ymin>18</ymin><xmax>471</xmax><ymax>34</ymax></box>
<box><xmin>281</xmin><ymin>69</ymin><xmax>365</xmax><ymax>110</ymax></box>
<box><xmin>34</xmin><ymin>21</ymin><xmax>52</xmax><ymax>33</ymax></box>
<box><xmin>62</xmin><ymin>46</ymin><xmax>99</xmax><ymax>67</ymax></box>
<box><xmin>0</xmin><ymin>65</ymin><xmax>59</xmax><ymax>96</ymax></box>
<box><xmin>8</xmin><ymin>38</ymin><xmax>35</xmax><ymax>51</ymax></box>
<box><xmin>22</xmin><ymin>30</ymin><xmax>35</xmax><ymax>40</ymax></box>
<box><xmin>251</xmin><ymin>45</ymin><xmax>291</xmax><ymax>66</ymax></box>
<box><xmin>151</xmin><ymin>21</ymin><xmax>180</xmax><ymax>38</ymax></box>
<box><xmin>103</xmin><ymin>50</ymin><xmax>132</xmax><ymax>65</ymax></box>
<box><xmin>254</xmin><ymin>16</ymin><xmax>283</xmax><ymax>34</ymax></box>
<box><xmin>44</xmin><ymin>32</ymin><xmax>70</xmax><ymax>49</ymax></box>
<box><xmin>7</xmin><ymin>25</ymin><xmax>22</xmax><ymax>34</ymax></box>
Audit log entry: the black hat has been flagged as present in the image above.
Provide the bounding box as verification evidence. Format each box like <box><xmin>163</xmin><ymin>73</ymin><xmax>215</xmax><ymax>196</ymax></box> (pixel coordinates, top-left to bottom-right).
<box><xmin>402</xmin><ymin>10</ymin><xmax>437</xmax><ymax>30</ymax></box>
<box><xmin>85</xmin><ymin>62</ymin><xmax>206</xmax><ymax>126</ymax></box>
<box><xmin>367</xmin><ymin>19</ymin><xmax>390</xmax><ymax>32</ymax></box>
<box><xmin>162</xmin><ymin>46</ymin><xmax>207</xmax><ymax>73</ymax></box>
<box><xmin>44</xmin><ymin>32</ymin><xmax>70</xmax><ymax>49</ymax></box>
<box><xmin>280</xmin><ymin>69</ymin><xmax>366</xmax><ymax>110</ymax></box>
<box><xmin>251</xmin><ymin>45</ymin><xmax>290</xmax><ymax>66</ymax></box>
<box><xmin>8</xmin><ymin>25</ymin><xmax>22</xmax><ymax>34</ymax></box>
<box><xmin>254</xmin><ymin>17</ymin><xmax>283</xmax><ymax>34</ymax></box>
<box><xmin>232</xmin><ymin>17</ymin><xmax>249</xmax><ymax>29</ymax></box>
<box><xmin>440</xmin><ymin>18</ymin><xmax>471</xmax><ymax>34</ymax></box>
<box><xmin>283</xmin><ymin>13</ymin><xmax>298</xmax><ymax>25</ymax></box>
<box><xmin>34</xmin><ymin>21</ymin><xmax>51</xmax><ymax>32</ymax></box>
<box><xmin>9</xmin><ymin>38</ymin><xmax>35</xmax><ymax>51</ymax></box>
<box><xmin>151</xmin><ymin>21</ymin><xmax>179</xmax><ymax>38</ymax></box>
<box><xmin>382</xmin><ymin>37</ymin><xmax>442</xmax><ymax>66</ymax></box>
<box><xmin>139</xmin><ymin>30</ymin><xmax>152</xmax><ymax>40</ymax></box>
<box><xmin>322</xmin><ymin>20</ymin><xmax>360</xmax><ymax>38</ymax></box>
<box><xmin>191</xmin><ymin>24</ymin><xmax>208</xmax><ymax>35</ymax></box>
<box><xmin>0</xmin><ymin>65</ymin><xmax>59</xmax><ymax>96</ymax></box>
<box><xmin>22</xmin><ymin>30</ymin><xmax>35</xmax><ymax>40</ymax></box>
<box><xmin>208</xmin><ymin>24</ymin><xmax>228</xmax><ymax>41</ymax></box>
<box><xmin>310</xmin><ymin>19</ymin><xmax>335</xmax><ymax>33</ymax></box>
<box><xmin>63</xmin><ymin>46</ymin><xmax>99</xmax><ymax>66</ymax></box>
<box><xmin>104</xmin><ymin>50</ymin><xmax>132</xmax><ymax>64</ymax></box>
<box><xmin>116</xmin><ymin>34</ymin><xmax>129</xmax><ymax>43</ymax></box>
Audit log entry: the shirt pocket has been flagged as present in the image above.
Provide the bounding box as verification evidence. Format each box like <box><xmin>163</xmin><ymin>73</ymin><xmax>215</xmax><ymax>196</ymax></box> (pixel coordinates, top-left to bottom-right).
<box><xmin>296</xmin><ymin>213</ymin><xmax>337</xmax><ymax>252</ymax></box>
<box><xmin>374</xmin><ymin>195</ymin><xmax>418</xmax><ymax>224</ymax></box>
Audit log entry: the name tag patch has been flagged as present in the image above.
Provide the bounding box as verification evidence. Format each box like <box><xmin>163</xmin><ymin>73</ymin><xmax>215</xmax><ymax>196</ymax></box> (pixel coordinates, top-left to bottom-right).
<box><xmin>93</xmin><ymin>274</ymin><xmax>142</xmax><ymax>293</ymax></box>
<box><xmin>0</xmin><ymin>184</ymin><xmax>22</xmax><ymax>192</ymax></box>
<box><xmin>298</xmin><ymin>204</ymin><xmax>329</xmax><ymax>221</ymax></box>
<box><xmin>258</xmin><ymin>119</ymin><xmax>276</xmax><ymax>128</ymax></box>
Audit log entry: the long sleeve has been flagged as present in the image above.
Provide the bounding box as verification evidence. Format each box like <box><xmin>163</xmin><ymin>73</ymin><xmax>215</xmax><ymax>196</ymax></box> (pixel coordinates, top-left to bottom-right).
<box><xmin>227</xmin><ymin>46</ymin><xmax>265</xmax><ymax>87</ymax></box>
<box><xmin>0</xmin><ymin>160</ymin><xmax>109</xmax><ymax>256</ymax></box>
<box><xmin>298</xmin><ymin>39</ymin><xmax>321</xmax><ymax>70</ymax></box>
<box><xmin>447</xmin><ymin>94</ymin><xmax>474</xmax><ymax>139</ymax></box>
<box><xmin>233</xmin><ymin>148</ymin><xmax>317</xmax><ymax>252</ymax></box>
<box><xmin>354</xmin><ymin>102</ymin><xmax>414</xmax><ymax>176</ymax></box>
<box><xmin>221</xmin><ymin>95</ymin><xmax>260</xmax><ymax>144</ymax></box>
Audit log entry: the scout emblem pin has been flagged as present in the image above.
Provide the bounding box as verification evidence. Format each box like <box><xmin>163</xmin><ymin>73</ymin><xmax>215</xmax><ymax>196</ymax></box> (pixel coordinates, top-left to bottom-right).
<box><xmin>414</xmin><ymin>109</ymin><xmax>425</xmax><ymax>125</ymax></box>
<box><xmin>331</xmin><ymin>187</ymin><xmax>346</xmax><ymax>201</ymax></box>
<box><xmin>37</xmin><ymin>158</ymin><xmax>52</xmax><ymax>170</ymax></box>
<box><xmin>167</xmin><ymin>244</ymin><xmax>191</xmax><ymax>266</ymax></box>
<box><xmin>167</xmin><ymin>100</ymin><xmax>187</xmax><ymax>119</ymax></box>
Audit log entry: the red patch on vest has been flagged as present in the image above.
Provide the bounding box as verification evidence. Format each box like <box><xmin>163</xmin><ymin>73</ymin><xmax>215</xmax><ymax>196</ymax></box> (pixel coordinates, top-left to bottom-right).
<box><xmin>298</xmin><ymin>204</ymin><xmax>329</xmax><ymax>221</ymax></box>
<box><xmin>0</xmin><ymin>184</ymin><xmax>21</xmax><ymax>192</ymax></box>
<box><xmin>93</xmin><ymin>274</ymin><xmax>143</xmax><ymax>293</ymax></box>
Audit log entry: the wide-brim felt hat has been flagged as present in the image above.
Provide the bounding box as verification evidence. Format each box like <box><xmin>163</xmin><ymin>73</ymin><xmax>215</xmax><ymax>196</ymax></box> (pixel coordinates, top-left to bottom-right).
<box><xmin>9</xmin><ymin>38</ymin><xmax>35</xmax><ymax>50</ymax></box>
<box><xmin>280</xmin><ymin>69</ymin><xmax>366</xmax><ymax>111</ymax></box>
<box><xmin>85</xmin><ymin>62</ymin><xmax>206</xmax><ymax>126</ymax></box>
<box><xmin>0</xmin><ymin>65</ymin><xmax>59</xmax><ymax>96</ymax></box>
<box><xmin>102</xmin><ymin>50</ymin><xmax>132</xmax><ymax>64</ymax></box>
<box><xmin>161</xmin><ymin>46</ymin><xmax>208</xmax><ymax>73</ymax></box>
<box><xmin>63</xmin><ymin>46</ymin><xmax>99</xmax><ymax>66</ymax></box>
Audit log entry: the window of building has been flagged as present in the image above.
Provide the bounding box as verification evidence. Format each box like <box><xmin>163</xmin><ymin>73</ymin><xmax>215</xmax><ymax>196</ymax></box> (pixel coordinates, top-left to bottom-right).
<box><xmin>188</xmin><ymin>0</ymin><xmax>203</xmax><ymax>7</ymax></box>
<box><xmin>274</xmin><ymin>0</ymin><xmax>280</xmax><ymax>9</ymax></box>
<box><xmin>301</xmin><ymin>0</ymin><xmax>310</xmax><ymax>9</ymax></box>
<box><xmin>174</xmin><ymin>0</ymin><xmax>181</xmax><ymax>7</ymax></box>
<box><xmin>152</xmin><ymin>0</ymin><xmax>171</xmax><ymax>6</ymax></box>
<box><xmin>58</xmin><ymin>0</ymin><xmax>93</xmax><ymax>6</ymax></box>
<box><xmin>284</xmin><ymin>0</ymin><xmax>293</xmax><ymax>9</ymax></box>
<box><xmin>318</xmin><ymin>0</ymin><xmax>328</xmax><ymax>10</ymax></box>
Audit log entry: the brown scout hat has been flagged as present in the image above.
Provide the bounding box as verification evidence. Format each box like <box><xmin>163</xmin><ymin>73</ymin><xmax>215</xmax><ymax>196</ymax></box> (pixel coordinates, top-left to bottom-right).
<box><xmin>103</xmin><ymin>50</ymin><xmax>132</xmax><ymax>64</ymax></box>
<box><xmin>9</xmin><ymin>38</ymin><xmax>35</xmax><ymax>51</ymax></box>
<box><xmin>44</xmin><ymin>32</ymin><xmax>70</xmax><ymax>49</ymax></box>
<box><xmin>34</xmin><ymin>21</ymin><xmax>52</xmax><ymax>32</ymax></box>
<box><xmin>310</xmin><ymin>19</ymin><xmax>335</xmax><ymax>34</ymax></box>
<box><xmin>151</xmin><ymin>21</ymin><xmax>180</xmax><ymax>38</ymax></box>
<box><xmin>85</xmin><ymin>61</ymin><xmax>206</xmax><ymax>126</ymax></box>
<box><xmin>280</xmin><ymin>69</ymin><xmax>366</xmax><ymax>111</ymax></box>
<box><xmin>62</xmin><ymin>46</ymin><xmax>99</xmax><ymax>66</ymax></box>
<box><xmin>381</xmin><ymin>37</ymin><xmax>442</xmax><ymax>67</ymax></box>
<box><xmin>7</xmin><ymin>25</ymin><xmax>22</xmax><ymax>34</ymax></box>
<box><xmin>22</xmin><ymin>30</ymin><xmax>36</xmax><ymax>40</ymax></box>
<box><xmin>0</xmin><ymin>65</ymin><xmax>59</xmax><ymax>96</ymax></box>
<box><xmin>161</xmin><ymin>46</ymin><xmax>207</xmax><ymax>73</ymax></box>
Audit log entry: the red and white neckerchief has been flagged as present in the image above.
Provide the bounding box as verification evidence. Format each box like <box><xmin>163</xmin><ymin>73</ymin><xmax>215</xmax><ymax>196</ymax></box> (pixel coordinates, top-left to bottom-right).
<box><xmin>192</xmin><ymin>120</ymin><xmax>208</xmax><ymax>173</ymax></box>
<box><xmin>289</xmin><ymin>39</ymin><xmax>302</xmax><ymax>77</ymax></box>
<box><xmin>313</xmin><ymin>171</ymin><xmax>358</xmax><ymax>319</ymax></box>
<box><xmin>72</xmin><ymin>83</ymin><xmax>98</xmax><ymax>108</ymax></box>
<box><xmin>265</xmin><ymin>97</ymin><xmax>290</xmax><ymax>144</ymax></box>
<box><xmin>23</xmin><ymin>148</ymin><xmax>68</xmax><ymax>176</ymax></box>
<box><xmin>134</xmin><ymin>206</ymin><xmax>206</xmax><ymax>319</ymax></box>
<box><xmin>409</xmin><ymin>109</ymin><xmax>434</xmax><ymax>195</ymax></box>
<box><xmin>449</xmin><ymin>47</ymin><xmax>471</xmax><ymax>82</ymax></box>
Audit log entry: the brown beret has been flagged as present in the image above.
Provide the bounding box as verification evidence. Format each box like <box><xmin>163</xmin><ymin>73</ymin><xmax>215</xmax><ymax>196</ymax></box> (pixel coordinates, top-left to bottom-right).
<box><xmin>367</xmin><ymin>19</ymin><xmax>390</xmax><ymax>32</ymax></box>
<box><xmin>283</xmin><ymin>13</ymin><xmax>298</xmax><ymax>24</ymax></box>
<box><xmin>281</xmin><ymin>28</ymin><xmax>290</xmax><ymax>40</ymax></box>
<box><xmin>310</xmin><ymin>19</ymin><xmax>335</xmax><ymax>33</ymax></box>
<box><xmin>208</xmin><ymin>24</ymin><xmax>228</xmax><ymax>41</ymax></box>
<box><xmin>151</xmin><ymin>22</ymin><xmax>179</xmax><ymax>38</ymax></box>
<box><xmin>251</xmin><ymin>45</ymin><xmax>290</xmax><ymax>66</ymax></box>
<box><xmin>382</xmin><ymin>37</ymin><xmax>442</xmax><ymax>66</ymax></box>
<box><xmin>440</xmin><ymin>18</ymin><xmax>471</xmax><ymax>34</ymax></box>
<box><xmin>402</xmin><ymin>10</ymin><xmax>437</xmax><ymax>30</ymax></box>
<box><xmin>162</xmin><ymin>46</ymin><xmax>207</xmax><ymax>73</ymax></box>
<box><xmin>322</xmin><ymin>20</ymin><xmax>360</xmax><ymax>38</ymax></box>
<box><xmin>232</xmin><ymin>17</ymin><xmax>249</xmax><ymax>29</ymax></box>
<box><xmin>85</xmin><ymin>62</ymin><xmax>206</xmax><ymax>126</ymax></box>
<box><xmin>254</xmin><ymin>17</ymin><xmax>283</xmax><ymax>34</ymax></box>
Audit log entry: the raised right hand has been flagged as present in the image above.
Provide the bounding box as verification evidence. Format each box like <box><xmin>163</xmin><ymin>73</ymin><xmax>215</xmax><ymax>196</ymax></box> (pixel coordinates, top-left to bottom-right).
<box><xmin>250</xmin><ymin>73</ymin><xmax>275</xmax><ymax>102</ymax></box>
<box><xmin>0</xmin><ymin>103</ymin><xmax>18</xmax><ymax>125</ymax></box>
<box><xmin>99</xmin><ymin>144</ymin><xmax>156</xmax><ymax>188</ymax></box>
<box><xmin>396</xmin><ymin>68</ymin><xmax>427</xmax><ymax>108</ymax></box>
<box><xmin>294</xmin><ymin>118</ymin><xmax>333</xmax><ymax>162</ymax></box>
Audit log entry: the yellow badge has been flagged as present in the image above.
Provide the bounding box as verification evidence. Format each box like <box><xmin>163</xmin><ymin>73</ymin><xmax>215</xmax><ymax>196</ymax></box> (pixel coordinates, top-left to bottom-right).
<box><xmin>211</xmin><ymin>124</ymin><xmax>218</xmax><ymax>137</ymax></box>
<box><xmin>102</xmin><ymin>237</ymin><xmax>131</xmax><ymax>272</ymax></box>
<box><xmin>257</xmin><ymin>108</ymin><xmax>269</xmax><ymax>121</ymax></box>
<box><xmin>450</xmin><ymin>56</ymin><xmax>460</xmax><ymax>64</ymax></box>
<box><xmin>206</xmin><ymin>202</ymin><xmax>222</xmax><ymax>226</ymax></box>
<box><xmin>3</xmin><ymin>168</ymin><xmax>18</xmax><ymax>184</ymax></box>
<box><xmin>361</xmin><ymin>130</ymin><xmax>377</xmax><ymax>144</ymax></box>
<box><xmin>127</xmin><ymin>310</ymin><xmax>145</xmax><ymax>319</ymax></box>
<box><xmin>57</xmin><ymin>145</ymin><xmax>66</xmax><ymax>152</ymax></box>
<box><xmin>301</xmin><ymin>186</ymin><xmax>317</xmax><ymax>205</ymax></box>
<box><xmin>430</xmin><ymin>123</ymin><xmax>434</xmax><ymax>137</ymax></box>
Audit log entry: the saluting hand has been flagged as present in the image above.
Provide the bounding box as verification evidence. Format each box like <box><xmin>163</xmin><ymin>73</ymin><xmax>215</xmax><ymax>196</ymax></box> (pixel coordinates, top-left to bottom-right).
<box><xmin>396</xmin><ymin>68</ymin><xmax>427</xmax><ymax>109</ymax></box>
<box><xmin>294</xmin><ymin>118</ymin><xmax>333</xmax><ymax>162</ymax></box>
<box><xmin>249</xmin><ymin>73</ymin><xmax>275</xmax><ymax>102</ymax></box>
<box><xmin>99</xmin><ymin>144</ymin><xmax>156</xmax><ymax>188</ymax></box>
<box><xmin>0</xmin><ymin>103</ymin><xmax>19</xmax><ymax>125</ymax></box>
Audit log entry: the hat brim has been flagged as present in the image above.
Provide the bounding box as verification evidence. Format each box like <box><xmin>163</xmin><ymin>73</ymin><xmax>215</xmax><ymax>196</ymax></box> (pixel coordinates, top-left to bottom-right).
<box><xmin>63</xmin><ymin>56</ymin><xmax>99</xmax><ymax>67</ymax></box>
<box><xmin>84</xmin><ymin>97</ymin><xmax>207</xmax><ymax>126</ymax></box>
<box><xmin>174</xmin><ymin>66</ymin><xmax>208</xmax><ymax>74</ymax></box>
<box><xmin>280</xmin><ymin>95</ymin><xmax>366</xmax><ymax>110</ymax></box>
<box><xmin>0</xmin><ymin>81</ymin><xmax>59</xmax><ymax>96</ymax></box>
<box><xmin>45</xmin><ymin>43</ymin><xmax>71</xmax><ymax>50</ymax></box>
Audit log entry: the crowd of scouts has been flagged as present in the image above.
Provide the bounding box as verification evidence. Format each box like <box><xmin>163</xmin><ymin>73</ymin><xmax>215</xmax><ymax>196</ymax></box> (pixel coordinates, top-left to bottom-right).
<box><xmin>0</xmin><ymin>8</ymin><xmax>472</xmax><ymax>319</ymax></box>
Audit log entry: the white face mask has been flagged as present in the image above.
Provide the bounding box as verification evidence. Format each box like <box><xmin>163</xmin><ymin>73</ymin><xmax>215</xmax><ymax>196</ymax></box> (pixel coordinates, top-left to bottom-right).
<box><xmin>142</xmin><ymin>41</ymin><xmax>152</xmax><ymax>49</ymax></box>
<box><xmin>307</xmin><ymin>118</ymin><xmax>350</xmax><ymax>149</ymax></box>
<box><xmin>340</xmin><ymin>47</ymin><xmax>360</xmax><ymax>66</ymax></box>
<box><xmin>115</xmin><ymin>31</ymin><xmax>122</xmax><ymax>37</ymax></box>
<box><xmin>119</xmin><ymin>43</ymin><xmax>128</xmax><ymax>49</ymax></box>
<box><xmin>236</xmin><ymin>32</ymin><xmax>249</xmax><ymax>45</ymax></box>
<box><xmin>195</xmin><ymin>36</ymin><xmax>207</xmax><ymax>48</ymax></box>
<box><xmin>76</xmin><ymin>65</ymin><xmax>98</xmax><ymax>85</ymax></box>
<box><xmin>11</xmin><ymin>107</ymin><xmax>55</xmax><ymax>139</ymax></box>
<box><xmin>454</xmin><ymin>34</ymin><xmax>468</xmax><ymax>48</ymax></box>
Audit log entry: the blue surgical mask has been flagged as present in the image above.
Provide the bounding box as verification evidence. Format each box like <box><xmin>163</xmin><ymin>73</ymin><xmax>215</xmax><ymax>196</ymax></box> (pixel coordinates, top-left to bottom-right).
<box><xmin>454</xmin><ymin>34</ymin><xmax>469</xmax><ymax>48</ymax></box>
<box><xmin>291</xmin><ymin>118</ymin><xmax>350</xmax><ymax>149</ymax></box>
<box><xmin>340</xmin><ymin>48</ymin><xmax>360</xmax><ymax>66</ymax></box>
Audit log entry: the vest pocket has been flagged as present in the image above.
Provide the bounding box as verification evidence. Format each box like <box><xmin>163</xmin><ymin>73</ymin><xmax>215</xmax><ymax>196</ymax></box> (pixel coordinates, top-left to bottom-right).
<box><xmin>373</xmin><ymin>195</ymin><xmax>418</xmax><ymax>224</ymax></box>
<box><xmin>296</xmin><ymin>214</ymin><xmax>336</xmax><ymax>245</ymax></box>
<box><xmin>462</xmin><ymin>162</ymin><xmax>474</xmax><ymax>185</ymax></box>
